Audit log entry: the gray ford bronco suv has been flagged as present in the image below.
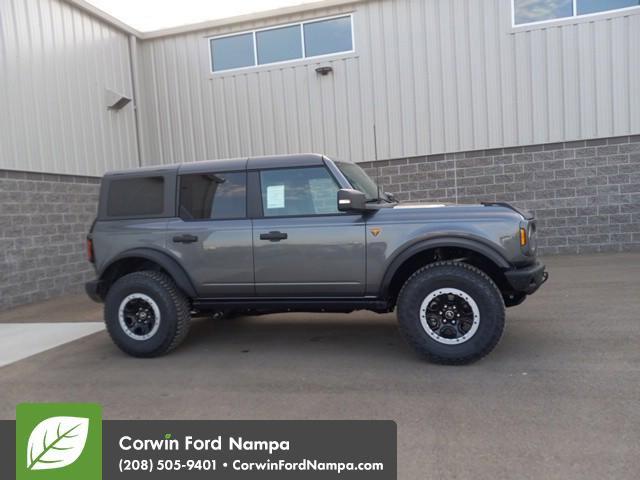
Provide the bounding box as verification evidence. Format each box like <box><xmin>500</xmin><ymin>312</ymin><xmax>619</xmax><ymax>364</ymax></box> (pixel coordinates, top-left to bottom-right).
<box><xmin>86</xmin><ymin>154</ymin><xmax>547</xmax><ymax>364</ymax></box>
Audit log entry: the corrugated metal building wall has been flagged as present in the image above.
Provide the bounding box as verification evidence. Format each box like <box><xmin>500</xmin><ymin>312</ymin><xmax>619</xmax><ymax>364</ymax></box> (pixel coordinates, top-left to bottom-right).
<box><xmin>0</xmin><ymin>0</ymin><xmax>138</xmax><ymax>176</ymax></box>
<box><xmin>136</xmin><ymin>0</ymin><xmax>640</xmax><ymax>166</ymax></box>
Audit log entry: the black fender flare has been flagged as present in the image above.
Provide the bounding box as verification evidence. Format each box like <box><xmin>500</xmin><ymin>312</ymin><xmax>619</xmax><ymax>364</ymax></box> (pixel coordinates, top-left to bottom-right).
<box><xmin>379</xmin><ymin>236</ymin><xmax>510</xmax><ymax>298</ymax></box>
<box><xmin>99</xmin><ymin>248</ymin><xmax>198</xmax><ymax>298</ymax></box>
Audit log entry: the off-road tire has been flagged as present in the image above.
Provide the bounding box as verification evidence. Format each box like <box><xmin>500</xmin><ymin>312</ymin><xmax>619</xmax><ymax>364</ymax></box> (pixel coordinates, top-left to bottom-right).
<box><xmin>104</xmin><ymin>271</ymin><xmax>190</xmax><ymax>357</ymax></box>
<box><xmin>397</xmin><ymin>261</ymin><xmax>505</xmax><ymax>365</ymax></box>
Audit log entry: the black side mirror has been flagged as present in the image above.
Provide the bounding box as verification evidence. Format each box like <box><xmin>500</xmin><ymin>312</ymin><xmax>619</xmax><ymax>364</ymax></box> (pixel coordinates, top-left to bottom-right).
<box><xmin>337</xmin><ymin>189</ymin><xmax>367</xmax><ymax>212</ymax></box>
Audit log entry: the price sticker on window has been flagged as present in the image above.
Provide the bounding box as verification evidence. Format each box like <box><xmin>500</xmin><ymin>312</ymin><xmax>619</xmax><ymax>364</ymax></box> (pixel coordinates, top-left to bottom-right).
<box><xmin>266</xmin><ymin>185</ymin><xmax>285</xmax><ymax>209</ymax></box>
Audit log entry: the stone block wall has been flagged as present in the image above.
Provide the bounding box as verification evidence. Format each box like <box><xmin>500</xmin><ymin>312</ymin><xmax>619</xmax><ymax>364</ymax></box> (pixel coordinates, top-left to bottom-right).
<box><xmin>0</xmin><ymin>170</ymin><xmax>100</xmax><ymax>310</ymax></box>
<box><xmin>360</xmin><ymin>135</ymin><xmax>640</xmax><ymax>255</ymax></box>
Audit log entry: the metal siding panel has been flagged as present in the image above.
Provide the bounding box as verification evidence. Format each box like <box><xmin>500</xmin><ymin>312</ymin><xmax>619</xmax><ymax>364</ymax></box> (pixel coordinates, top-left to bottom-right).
<box><xmin>530</xmin><ymin>29</ymin><xmax>549</xmax><ymax>144</ymax></box>
<box><xmin>0</xmin><ymin>0</ymin><xmax>137</xmax><ymax>175</ymax></box>
<box><xmin>514</xmin><ymin>32</ymin><xmax>533</xmax><ymax>145</ymax></box>
<box><xmin>294</xmin><ymin>65</ymin><xmax>313</xmax><ymax>153</ymax></box>
<box><xmin>354</xmin><ymin>6</ymin><xmax>375</xmax><ymax>162</ymax></box>
<box><xmin>594</xmin><ymin>20</ymin><xmax>613</xmax><ymax>138</ymax></box>
<box><xmin>483</xmin><ymin>0</ymin><xmax>503</xmax><ymax>147</ymax></box>
<box><xmin>578</xmin><ymin>22</ymin><xmax>597</xmax><ymax>139</ymax></box>
<box><xmin>368</xmin><ymin>0</ymin><xmax>390</xmax><ymax>158</ymax></box>
<box><xmin>546</xmin><ymin>27</ymin><xmax>564</xmax><ymax>142</ymax></box>
<box><xmin>409</xmin><ymin>0</ymin><xmax>428</xmax><ymax>155</ymax></box>
<box><xmin>397</xmin><ymin>0</ymin><xmax>417</xmax><ymax>157</ymax></box>
<box><xmin>438</xmin><ymin>0</ymin><xmax>460</xmax><ymax>152</ymax></box>
<box><xmin>629</xmin><ymin>15</ymin><xmax>640</xmax><ymax>132</ymax></box>
<box><xmin>424</xmin><ymin>0</ymin><xmax>446</xmax><ymax>153</ymax></box>
<box><xmin>610</xmin><ymin>16</ymin><xmax>629</xmax><ymax>134</ymax></box>
<box><xmin>18</xmin><ymin>0</ymin><xmax>632</xmax><ymax>173</ymax></box>
<box><xmin>498</xmin><ymin>1</ymin><xmax>518</xmax><ymax>146</ymax></box>
<box><xmin>562</xmin><ymin>25</ymin><xmax>580</xmax><ymax>140</ymax></box>
<box><xmin>453</xmin><ymin>0</ymin><xmax>474</xmax><ymax>151</ymax></box>
<box><xmin>468</xmin><ymin>0</ymin><xmax>488</xmax><ymax>149</ymax></box>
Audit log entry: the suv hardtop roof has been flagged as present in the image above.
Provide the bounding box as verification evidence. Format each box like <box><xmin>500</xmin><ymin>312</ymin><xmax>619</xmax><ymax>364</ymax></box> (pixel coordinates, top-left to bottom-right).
<box><xmin>104</xmin><ymin>153</ymin><xmax>333</xmax><ymax>177</ymax></box>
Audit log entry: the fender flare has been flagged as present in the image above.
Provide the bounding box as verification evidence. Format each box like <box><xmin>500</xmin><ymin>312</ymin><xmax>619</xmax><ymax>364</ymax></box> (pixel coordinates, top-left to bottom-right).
<box><xmin>380</xmin><ymin>236</ymin><xmax>510</xmax><ymax>297</ymax></box>
<box><xmin>99</xmin><ymin>248</ymin><xmax>198</xmax><ymax>298</ymax></box>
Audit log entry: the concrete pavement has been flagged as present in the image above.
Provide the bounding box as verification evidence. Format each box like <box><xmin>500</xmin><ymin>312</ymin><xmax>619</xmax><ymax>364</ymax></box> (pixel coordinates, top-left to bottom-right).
<box><xmin>0</xmin><ymin>253</ymin><xmax>638</xmax><ymax>479</ymax></box>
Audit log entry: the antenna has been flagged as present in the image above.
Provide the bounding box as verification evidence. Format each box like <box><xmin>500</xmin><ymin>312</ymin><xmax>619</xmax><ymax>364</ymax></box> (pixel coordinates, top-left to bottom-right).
<box><xmin>373</xmin><ymin>124</ymin><xmax>381</xmax><ymax>198</ymax></box>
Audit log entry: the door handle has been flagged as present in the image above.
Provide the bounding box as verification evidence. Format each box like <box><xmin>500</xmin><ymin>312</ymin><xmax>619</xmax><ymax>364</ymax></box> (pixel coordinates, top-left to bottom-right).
<box><xmin>172</xmin><ymin>234</ymin><xmax>198</xmax><ymax>244</ymax></box>
<box><xmin>259</xmin><ymin>231</ymin><xmax>288</xmax><ymax>242</ymax></box>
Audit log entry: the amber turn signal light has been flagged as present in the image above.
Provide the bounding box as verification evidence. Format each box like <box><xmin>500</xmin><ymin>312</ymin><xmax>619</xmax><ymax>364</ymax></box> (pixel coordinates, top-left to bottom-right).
<box><xmin>86</xmin><ymin>237</ymin><xmax>95</xmax><ymax>263</ymax></box>
<box><xmin>519</xmin><ymin>227</ymin><xmax>527</xmax><ymax>247</ymax></box>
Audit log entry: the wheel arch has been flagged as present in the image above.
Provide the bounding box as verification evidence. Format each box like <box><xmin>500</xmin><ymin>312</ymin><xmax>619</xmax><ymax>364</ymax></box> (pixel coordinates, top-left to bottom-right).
<box><xmin>380</xmin><ymin>237</ymin><xmax>510</xmax><ymax>305</ymax></box>
<box><xmin>97</xmin><ymin>248</ymin><xmax>198</xmax><ymax>300</ymax></box>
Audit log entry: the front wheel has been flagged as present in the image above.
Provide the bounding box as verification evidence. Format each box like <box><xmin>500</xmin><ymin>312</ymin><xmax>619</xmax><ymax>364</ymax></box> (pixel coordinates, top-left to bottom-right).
<box><xmin>104</xmin><ymin>271</ymin><xmax>191</xmax><ymax>357</ymax></box>
<box><xmin>397</xmin><ymin>262</ymin><xmax>505</xmax><ymax>365</ymax></box>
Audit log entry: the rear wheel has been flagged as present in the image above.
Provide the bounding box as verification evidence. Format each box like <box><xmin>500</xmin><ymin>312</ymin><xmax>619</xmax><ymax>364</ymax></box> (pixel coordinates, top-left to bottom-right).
<box><xmin>397</xmin><ymin>261</ymin><xmax>505</xmax><ymax>365</ymax></box>
<box><xmin>104</xmin><ymin>271</ymin><xmax>190</xmax><ymax>357</ymax></box>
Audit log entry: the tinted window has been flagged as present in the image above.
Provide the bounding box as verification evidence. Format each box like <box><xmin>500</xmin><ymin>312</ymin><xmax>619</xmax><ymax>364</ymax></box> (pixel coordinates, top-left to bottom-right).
<box><xmin>304</xmin><ymin>16</ymin><xmax>353</xmax><ymax>57</ymax></box>
<box><xmin>260</xmin><ymin>167</ymin><xmax>340</xmax><ymax>217</ymax></box>
<box><xmin>256</xmin><ymin>25</ymin><xmax>302</xmax><ymax>64</ymax></box>
<box><xmin>107</xmin><ymin>177</ymin><xmax>164</xmax><ymax>217</ymax></box>
<box><xmin>577</xmin><ymin>0</ymin><xmax>639</xmax><ymax>14</ymax></box>
<box><xmin>211</xmin><ymin>33</ymin><xmax>255</xmax><ymax>72</ymax></box>
<box><xmin>513</xmin><ymin>0</ymin><xmax>573</xmax><ymax>24</ymax></box>
<box><xmin>179</xmin><ymin>172</ymin><xmax>246</xmax><ymax>220</ymax></box>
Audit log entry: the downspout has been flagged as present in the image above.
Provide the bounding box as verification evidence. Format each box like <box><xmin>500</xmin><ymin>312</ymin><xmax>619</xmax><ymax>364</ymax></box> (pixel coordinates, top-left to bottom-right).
<box><xmin>128</xmin><ymin>34</ymin><xmax>144</xmax><ymax>167</ymax></box>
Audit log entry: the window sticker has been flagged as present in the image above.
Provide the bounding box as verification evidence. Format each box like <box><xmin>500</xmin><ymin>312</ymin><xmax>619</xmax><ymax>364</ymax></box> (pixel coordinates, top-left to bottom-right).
<box><xmin>266</xmin><ymin>185</ymin><xmax>285</xmax><ymax>209</ymax></box>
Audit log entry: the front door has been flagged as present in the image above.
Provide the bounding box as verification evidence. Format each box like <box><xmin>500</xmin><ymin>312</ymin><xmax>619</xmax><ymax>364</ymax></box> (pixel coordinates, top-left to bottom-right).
<box><xmin>167</xmin><ymin>170</ymin><xmax>254</xmax><ymax>297</ymax></box>
<box><xmin>252</xmin><ymin>166</ymin><xmax>366</xmax><ymax>297</ymax></box>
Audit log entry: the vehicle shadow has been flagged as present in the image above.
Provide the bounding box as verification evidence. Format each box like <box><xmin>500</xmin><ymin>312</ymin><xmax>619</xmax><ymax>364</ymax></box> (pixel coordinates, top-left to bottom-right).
<box><xmin>180</xmin><ymin>312</ymin><xmax>411</xmax><ymax>359</ymax></box>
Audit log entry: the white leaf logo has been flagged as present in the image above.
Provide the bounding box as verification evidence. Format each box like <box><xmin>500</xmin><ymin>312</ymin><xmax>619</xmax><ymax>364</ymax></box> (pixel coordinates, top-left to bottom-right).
<box><xmin>26</xmin><ymin>416</ymin><xmax>89</xmax><ymax>470</ymax></box>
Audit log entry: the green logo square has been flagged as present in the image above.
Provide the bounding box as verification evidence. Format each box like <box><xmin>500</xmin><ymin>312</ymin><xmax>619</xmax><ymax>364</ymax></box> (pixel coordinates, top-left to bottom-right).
<box><xmin>16</xmin><ymin>403</ymin><xmax>102</xmax><ymax>480</ymax></box>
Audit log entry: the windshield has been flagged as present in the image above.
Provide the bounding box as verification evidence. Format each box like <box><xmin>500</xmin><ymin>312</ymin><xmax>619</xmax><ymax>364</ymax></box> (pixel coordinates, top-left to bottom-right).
<box><xmin>334</xmin><ymin>161</ymin><xmax>380</xmax><ymax>201</ymax></box>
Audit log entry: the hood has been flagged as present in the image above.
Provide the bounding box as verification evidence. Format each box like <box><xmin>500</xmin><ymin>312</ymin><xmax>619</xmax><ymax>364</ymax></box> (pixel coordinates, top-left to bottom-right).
<box><xmin>386</xmin><ymin>201</ymin><xmax>532</xmax><ymax>220</ymax></box>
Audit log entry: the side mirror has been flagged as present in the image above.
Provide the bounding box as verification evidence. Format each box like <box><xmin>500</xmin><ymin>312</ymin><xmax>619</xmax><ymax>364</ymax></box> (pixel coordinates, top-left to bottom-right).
<box><xmin>337</xmin><ymin>189</ymin><xmax>367</xmax><ymax>212</ymax></box>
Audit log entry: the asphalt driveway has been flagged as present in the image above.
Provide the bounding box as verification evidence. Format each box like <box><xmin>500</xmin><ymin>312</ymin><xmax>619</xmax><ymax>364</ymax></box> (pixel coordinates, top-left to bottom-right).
<box><xmin>0</xmin><ymin>253</ymin><xmax>638</xmax><ymax>480</ymax></box>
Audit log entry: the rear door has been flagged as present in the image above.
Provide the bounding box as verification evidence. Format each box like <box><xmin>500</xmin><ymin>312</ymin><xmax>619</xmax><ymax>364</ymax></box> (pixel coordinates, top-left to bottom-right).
<box><xmin>166</xmin><ymin>169</ymin><xmax>254</xmax><ymax>297</ymax></box>
<box><xmin>251</xmin><ymin>165</ymin><xmax>366</xmax><ymax>297</ymax></box>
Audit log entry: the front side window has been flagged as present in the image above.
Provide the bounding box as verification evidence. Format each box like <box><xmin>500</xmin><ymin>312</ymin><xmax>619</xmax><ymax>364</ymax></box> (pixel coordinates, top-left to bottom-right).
<box><xmin>209</xmin><ymin>15</ymin><xmax>353</xmax><ymax>72</ymax></box>
<box><xmin>334</xmin><ymin>161</ymin><xmax>379</xmax><ymax>201</ymax></box>
<box><xmin>179</xmin><ymin>172</ymin><xmax>246</xmax><ymax>220</ymax></box>
<box><xmin>514</xmin><ymin>0</ymin><xmax>639</xmax><ymax>25</ymax></box>
<box><xmin>260</xmin><ymin>167</ymin><xmax>340</xmax><ymax>217</ymax></box>
<box><xmin>107</xmin><ymin>176</ymin><xmax>164</xmax><ymax>217</ymax></box>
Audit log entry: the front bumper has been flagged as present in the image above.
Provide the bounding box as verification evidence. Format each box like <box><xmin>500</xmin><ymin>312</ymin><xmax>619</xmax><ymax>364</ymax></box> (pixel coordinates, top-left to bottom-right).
<box><xmin>504</xmin><ymin>261</ymin><xmax>548</xmax><ymax>295</ymax></box>
<box><xmin>85</xmin><ymin>279</ymin><xmax>104</xmax><ymax>303</ymax></box>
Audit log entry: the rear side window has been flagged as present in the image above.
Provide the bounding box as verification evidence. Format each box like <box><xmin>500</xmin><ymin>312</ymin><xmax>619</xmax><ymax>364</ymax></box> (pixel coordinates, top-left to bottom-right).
<box><xmin>107</xmin><ymin>176</ymin><xmax>164</xmax><ymax>217</ymax></box>
<box><xmin>179</xmin><ymin>172</ymin><xmax>246</xmax><ymax>220</ymax></box>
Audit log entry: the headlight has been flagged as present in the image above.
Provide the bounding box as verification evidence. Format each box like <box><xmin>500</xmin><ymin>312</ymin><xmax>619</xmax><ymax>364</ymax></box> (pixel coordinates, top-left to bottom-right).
<box><xmin>527</xmin><ymin>222</ymin><xmax>537</xmax><ymax>254</ymax></box>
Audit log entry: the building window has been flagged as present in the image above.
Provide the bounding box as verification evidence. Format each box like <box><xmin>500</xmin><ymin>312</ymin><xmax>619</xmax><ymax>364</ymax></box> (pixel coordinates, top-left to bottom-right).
<box><xmin>210</xmin><ymin>33</ymin><xmax>255</xmax><ymax>72</ymax></box>
<box><xmin>209</xmin><ymin>14</ymin><xmax>353</xmax><ymax>72</ymax></box>
<box><xmin>303</xmin><ymin>16</ymin><xmax>353</xmax><ymax>57</ymax></box>
<box><xmin>179</xmin><ymin>172</ymin><xmax>246</xmax><ymax>220</ymax></box>
<box><xmin>256</xmin><ymin>25</ymin><xmax>302</xmax><ymax>65</ymax></box>
<box><xmin>513</xmin><ymin>0</ymin><xmax>640</xmax><ymax>25</ymax></box>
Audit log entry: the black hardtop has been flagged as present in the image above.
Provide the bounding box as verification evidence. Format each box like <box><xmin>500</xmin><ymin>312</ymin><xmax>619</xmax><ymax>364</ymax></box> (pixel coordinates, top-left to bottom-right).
<box><xmin>104</xmin><ymin>153</ymin><xmax>328</xmax><ymax>177</ymax></box>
